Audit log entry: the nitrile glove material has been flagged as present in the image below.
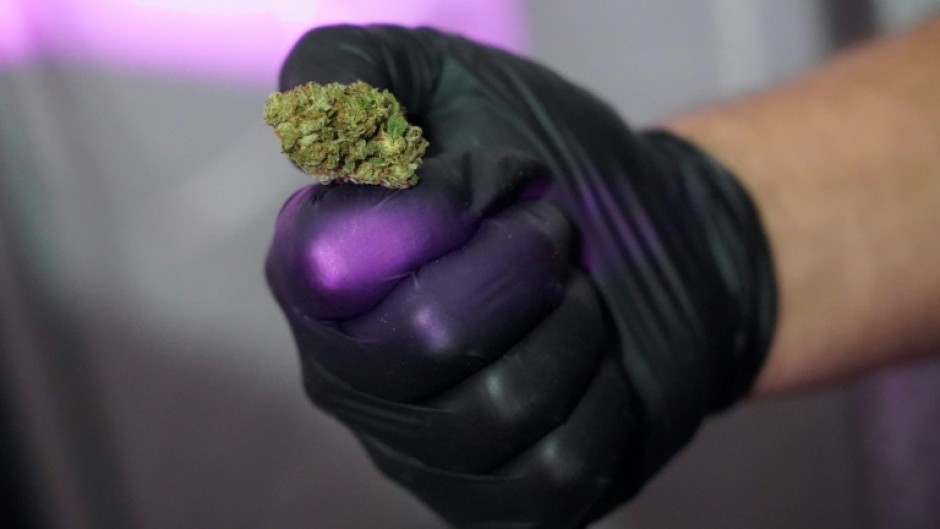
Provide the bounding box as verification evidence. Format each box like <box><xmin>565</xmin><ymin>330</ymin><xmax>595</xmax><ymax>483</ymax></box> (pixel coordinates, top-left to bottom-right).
<box><xmin>266</xmin><ymin>26</ymin><xmax>777</xmax><ymax>529</ymax></box>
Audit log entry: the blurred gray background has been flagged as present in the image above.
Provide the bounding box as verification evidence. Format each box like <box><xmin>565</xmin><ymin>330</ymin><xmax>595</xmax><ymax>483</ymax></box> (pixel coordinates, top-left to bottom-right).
<box><xmin>2</xmin><ymin>1</ymin><xmax>938</xmax><ymax>528</ymax></box>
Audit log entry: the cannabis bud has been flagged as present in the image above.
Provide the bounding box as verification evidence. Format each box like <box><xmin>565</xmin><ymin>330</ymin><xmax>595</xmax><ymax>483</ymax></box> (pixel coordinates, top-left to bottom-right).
<box><xmin>263</xmin><ymin>81</ymin><xmax>429</xmax><ymax>189</ymax></box>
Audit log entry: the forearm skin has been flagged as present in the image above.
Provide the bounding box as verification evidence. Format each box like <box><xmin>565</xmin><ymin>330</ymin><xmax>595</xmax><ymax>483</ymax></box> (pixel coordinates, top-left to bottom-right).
<box><xmin>666</xmin><ymin>16</ymin><xmax>940</xmax><ymax>396</ymax></box>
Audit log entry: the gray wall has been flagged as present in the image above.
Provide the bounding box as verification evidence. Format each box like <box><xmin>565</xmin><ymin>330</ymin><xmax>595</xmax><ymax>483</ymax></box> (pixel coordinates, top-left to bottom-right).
<box><xmin>525</xmin><ymin>0</ymin><xmax>826</xmax><ymax>124</ymax></box>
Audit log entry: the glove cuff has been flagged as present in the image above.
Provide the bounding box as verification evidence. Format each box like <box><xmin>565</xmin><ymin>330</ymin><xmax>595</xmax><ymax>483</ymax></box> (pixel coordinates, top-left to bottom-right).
<box><xmin>641</xmin><ymin>129</ymin><xmax>778</xmax><ymax>408</ymax></box>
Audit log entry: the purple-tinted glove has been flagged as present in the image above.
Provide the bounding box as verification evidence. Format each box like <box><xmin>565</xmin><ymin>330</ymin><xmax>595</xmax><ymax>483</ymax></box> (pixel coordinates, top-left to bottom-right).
<box><xmin>266</xmin><ymin>26</ymin><xmax>776</xmax><ymax>529</ymax></box>
<box><xmin>267</xmin><ymin>151</ymin><xmax>633</xmax><ymax>527</ymax></box>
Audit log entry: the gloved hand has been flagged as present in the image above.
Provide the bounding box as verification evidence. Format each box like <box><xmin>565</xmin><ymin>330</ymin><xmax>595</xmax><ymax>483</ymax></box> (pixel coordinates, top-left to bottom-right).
<box><xmin>266</xmin><ymin>25</ymin><xmax>777</xmax><ymax>529</ymax></box>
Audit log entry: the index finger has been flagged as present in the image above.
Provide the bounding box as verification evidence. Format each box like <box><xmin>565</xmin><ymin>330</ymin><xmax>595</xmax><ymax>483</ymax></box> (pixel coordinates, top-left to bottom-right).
<box><xmin>279</xmin><ymin>25</ymin><xmax>440</xmax><ymax>123</ymax></box>
<box><xmin>277</xmin><ymin>25</ymin><xmax>536</xmax><ymax>156</ymax></box>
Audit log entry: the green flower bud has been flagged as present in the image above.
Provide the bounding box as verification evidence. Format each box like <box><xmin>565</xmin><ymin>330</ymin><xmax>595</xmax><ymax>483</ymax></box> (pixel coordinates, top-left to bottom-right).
<box><xmin>264</xmin><ymin>81</ymin><xmax>429</xmax><ymax>189</ymax></box>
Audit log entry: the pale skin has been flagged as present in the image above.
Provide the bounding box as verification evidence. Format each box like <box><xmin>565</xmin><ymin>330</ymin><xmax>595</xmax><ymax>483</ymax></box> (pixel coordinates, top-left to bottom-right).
<box><xmin>666</xmin><ymin>15</ymin><xmax>940</xmax><ymax>397</ymax></box>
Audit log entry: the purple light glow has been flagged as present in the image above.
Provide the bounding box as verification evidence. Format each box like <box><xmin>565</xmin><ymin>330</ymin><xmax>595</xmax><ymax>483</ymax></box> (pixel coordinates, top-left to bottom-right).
<box><xmin>1</xmin><ymin>0</ymin><xmax>525</xmax><ymax>82</ymax></box>
<box><xmin>305</xmin><ymin>205</ymin><xmax>430</xmax><ymax>294</ymax></box>
<box><xmin>411</xmin><ymin>303</ymin><xmax>454</xmax><ymax>352</ymax></box>
<box><xmin>0</xmin><ymin>1</ymin><xmax>34</xmax><ymax>64</ymax></box>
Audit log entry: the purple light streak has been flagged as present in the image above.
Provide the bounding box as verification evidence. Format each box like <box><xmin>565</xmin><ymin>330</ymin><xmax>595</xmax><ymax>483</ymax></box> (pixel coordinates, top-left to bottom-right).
<box><xmin>0</xmin><ymin>0</ymin><xmax>525</xmax><ymax>82</ymax></box>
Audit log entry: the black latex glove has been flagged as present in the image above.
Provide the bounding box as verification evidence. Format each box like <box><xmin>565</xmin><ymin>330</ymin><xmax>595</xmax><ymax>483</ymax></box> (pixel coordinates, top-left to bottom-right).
<box><xmin>266</xmin><ymin>26</ymin><xmax>777</xmax><ymax>529</ymax></box>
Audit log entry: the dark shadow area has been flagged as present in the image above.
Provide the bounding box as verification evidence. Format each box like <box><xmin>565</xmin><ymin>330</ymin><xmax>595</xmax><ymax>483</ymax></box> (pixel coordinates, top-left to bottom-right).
<box><xmin>822</xmin><ymin>0</ymin><xmax>878</xmax><ymax>49</ymax></box>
